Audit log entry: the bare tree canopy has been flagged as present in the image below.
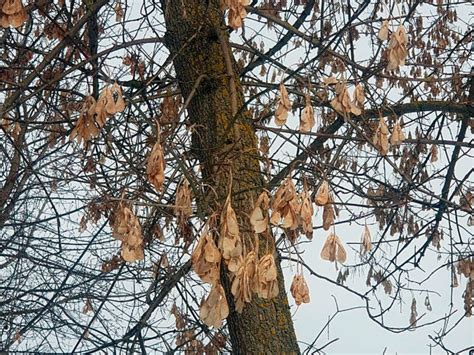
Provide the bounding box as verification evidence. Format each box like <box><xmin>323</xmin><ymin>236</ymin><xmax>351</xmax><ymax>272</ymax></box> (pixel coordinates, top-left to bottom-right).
<box><xmin>0</xmin><ymin>0</ymin><xmax>473</xmax><ymax>353</ymax></box>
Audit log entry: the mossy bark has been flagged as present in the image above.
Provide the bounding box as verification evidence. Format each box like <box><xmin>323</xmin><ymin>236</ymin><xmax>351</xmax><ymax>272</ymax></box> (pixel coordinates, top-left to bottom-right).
<box><xmin>162</xmin><ymin>1</ymin><xmax>299</xmax><ymax>353</ymax></box>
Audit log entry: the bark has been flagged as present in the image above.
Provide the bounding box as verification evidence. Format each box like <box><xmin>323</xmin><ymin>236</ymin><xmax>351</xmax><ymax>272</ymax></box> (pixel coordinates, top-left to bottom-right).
<box><xmin>162</xmin><ymin>1</ymin><xmax>299</xmax><ymax>353</ymax></box>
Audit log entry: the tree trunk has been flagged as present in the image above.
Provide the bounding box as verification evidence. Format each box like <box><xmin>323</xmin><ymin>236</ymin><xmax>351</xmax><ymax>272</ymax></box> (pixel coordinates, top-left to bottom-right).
<box><xmin>162</xmin><ymin>1</ymin><xmax>300</xmax><ymax>353</ymax></box>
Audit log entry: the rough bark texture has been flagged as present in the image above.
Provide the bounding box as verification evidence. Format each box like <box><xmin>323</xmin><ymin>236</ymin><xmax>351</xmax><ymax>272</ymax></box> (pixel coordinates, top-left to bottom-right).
<box><xmin>162</xmin><ymin>1</ymin><xmax>300</xmax><ymax>353</ymax></box>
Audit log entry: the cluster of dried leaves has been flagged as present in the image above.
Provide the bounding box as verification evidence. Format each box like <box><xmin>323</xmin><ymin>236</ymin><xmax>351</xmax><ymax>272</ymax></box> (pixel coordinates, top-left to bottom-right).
<box><xmin>457</xmin><ymin>258</ymin><xmax>474</xmax><ymax>317</ymax></box>
<box><xmin>70</xmin><ymin>83</ymin><xmax>126</xmax><ymax>146</ymax></box>
<box><xmin>0</xmin><ymin>0</ymin><xmax>27</xmax><ymax>28</ymax></box>
<box><xmin>146</xmin><ymin>126</ymin><xmax>166</xmax><ymax>192</ymax></box>
<box><xmin>110</xmin><ymin>203</ymin><xmax>144</xmax><ymax>262</ymax></box>
<box><xmin>274</xmin><ymin>83</ymin><xmax>291</xmax><ymax>126</ymax></box>
<box><xmin>378</xmin><ymin>20</ymin><xmax>409</xmax><ymax>70</ymax></box>
<box><xmin>386</xmin><ymin>25</ymin><xmax>408</xmax><ymax>71</ymax></box>
<box><xmin>373</xmin><ymin>116</ymin><xmax>405</xmax><ymax>155</ymax></box>
<box><xmin>290</xmin><ymin>272</ymin><xmax>310</xmax><ymax>306</ymax></box>
<box><xmin>315</xmin><ymin>180</ymin><xmax>336</xmax><ymax>231</ymax></box>
<box><xmin>300</xmin><ymin>94</ymin><xmax>315</xmax><ymax>132</ymax></box>
<box><xmin>191</xmin><ymin>189</ymin><xmax>282</xmax><ymax>327</ymax></box>
<box><xmin>330</xmin><ymin>81</ymin><xmax>364</xmax><ymax>117</ymax></box>
<box><xmin>223</xmin><ymin>0</ymin><xmax>249</xmax><ymax>30</ymax></box>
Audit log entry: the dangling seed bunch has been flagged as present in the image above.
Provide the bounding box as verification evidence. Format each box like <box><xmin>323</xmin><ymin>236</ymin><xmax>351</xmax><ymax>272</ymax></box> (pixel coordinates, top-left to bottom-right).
<box><xmin>360</xmin><ymin>224</ymin><xmax>372</xmax><ymax>255</ymax></box>
<box><xmin>321</xmin><ymin>232</ymin><xmax>347</xmax><ymax>263</ymax></box>
<box><xmin>290</xmin><ymin>271</ymin><xmax>310</xmax><ymax>306</ymax></box>
<box><xmin>0</xmin><ymin>0</ymin><xmax>27</xmax><ymax>28</ymax></box>
<box><xmin>373</xmin><ymin>116</ymin><xmax>390</xmax><ymax>155</ymax></box>
<box><xmin>315</xmin><ymin>180</ymin><xmax>335</xmax><ymax>231</ymax></box>
<box><xmin>386</xmin><ymin>25</ymin><xmax>408</xmax><ymax>71</ymax></box>
<box><xmin>390</xmin><ymin>119</ymin><xmax>405</xmax><ymax>146</ymax></box>
<box><xmin>250</xmin><ymin>191</ymin><xmax>270</xmax><ymax>234</ymax></box>
<box><xmin>70</xmin><ymin>83</ymin><xmax>126</xmax><ymax>146</ymax></box>
<box><xmin>174</xmin><ymin>177</ymin><xmax>192</xmax><ymax>226</ymax></box>
<box><xmin>147</xmin><ymin>124</ymin><xmax>166</xmax><ymax>192</ymax></box>
<box><xmin>69</xmin><ymin>96</ymin><xmax>100</xmax><ymax>146</ymax></box>
<box><xmin>330</xmin><ymin>80</ymin><xmax>363</xmax><ymax>117</ymax></box>
<box><xmin>300</xmin><ymin>93</ymin><xmax>315</xmax><ymax>132</ymax></box>
<box><xmin>223</xmin><ymin>0</ymin><xmax>250</xmax><ymax>30</ymax></box>
<box><xmin>110</xmin><ymin>202</ymin><xmax>144</xmax><ymax>262</ymax></box>
<box><xmin>275</xmin><ymin>82</ymin><xmax>292</xmax><ymax>126</ymax></box>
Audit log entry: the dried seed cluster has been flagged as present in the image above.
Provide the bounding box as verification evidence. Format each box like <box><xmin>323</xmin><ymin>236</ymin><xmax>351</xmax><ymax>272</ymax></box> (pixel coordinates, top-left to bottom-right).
<box><xmin>0</xmin><ymin>0</ymin><xmax>27</xmax><ymax>28</ymax></box>
<box><xmin>223</xmin><ymin>0</ymin><xmax>249</xmax><ymax>30</ymax></box>
<box><xmin>274</xmin><ymin>83</ymin><xmax>291</xmax><ymax>126</ymax></box>
<box><xmin>70</xmin><ymin>83</ymin><xmax>125</xmax><ymax>146</ymax></box>
<box><xmin>111</xmin><ymin>204</ymin><xmax>144</xmax><ymax>262</ymax></box>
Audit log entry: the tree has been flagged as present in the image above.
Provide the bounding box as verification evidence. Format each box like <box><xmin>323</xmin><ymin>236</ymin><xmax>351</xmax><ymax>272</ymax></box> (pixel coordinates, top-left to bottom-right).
<box><xmin>0</xmin><ymin>0</ymin><xmax>472</xmax><ymax>353</ymax></box>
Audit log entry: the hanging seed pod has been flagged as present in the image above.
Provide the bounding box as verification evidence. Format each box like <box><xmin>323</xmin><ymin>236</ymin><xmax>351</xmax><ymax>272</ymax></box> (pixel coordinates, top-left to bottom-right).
<box><xmin>274</xmin><ymin>83</ymin><xmax>291</xmax><ymax>126</ymax></box>
<box><xmin>322</xmin><ymin>193</ymin><xmax>335</xmax><ymax>231</ymax></box>
<box><xmin>300</xmin><ymin>94</ymin><xmax>315</xmax><ymax>132</ymax></box>
<box><xmin>352</xmin><ymin>84</ymin><xmax>365</xmax><ymax>112</ymax></box>
<box><xmin>250</xmin><ymin>191</ymin><xmax>270</xmax><ymax>234</ymax></box>
<box><xmin>270</xmin><ymin>177</ymin><xmax>299</xmax><ymax>230</ymax></box>
<box><xmin>321</xmin><ymin>233</ymin><xmax>347</xmax><ymax>263</ymax></box>
<box><xmin>69</xmin><ymin>96</ymin><xmax>100</xmax><ymax>146</ymax></box>
<box><xmin>231</xmin><ymin>251</ymin><xmax>257</xmax><ymax>312</ymax></box>
<box><xmin>290</xmin><ymin>273</ymin><xmax>310</xmax><ymax>306</ymax></box>
<box><xmin>315</xmin><ymin>181</ymin><xmax>330</xmax><ymax>206</ymax></box>
<box><xmin>147</xmin><ymin>138</ymin><xmax>166</xmax><ymax>192</ymax></box>
<box><xmin>110</xmin><ymin>203</ymin><xmax>144</xmax><ymax>262</ymax></box>
<box><xmin>175</xmin><ymin>177</ymin><xmax>192</xmax><ymax>225</ymax></box>
<box><xmin>361</xmin><ymin>224</ymin><xmax>372</xmax><ymax>255</ymax></box>
<box><xmin>387</xmin><ymin>25</ymin><xmax>408</xmax><ymax>70</ymax></box>
<box><xmin>254</xmin><ymin>254</ymin><xmax>279</xmax><ymax>299</ymax></box>
<box><xmin>199</xmin><ymin>283</ymin><xmax>229</xmax><ymax>328</ymax></box>
<box><xmin>191</xmin><ymin>227</ymin><xmax>221</xmax><ymax>285</ymax></box>
<box><xmin>409</xmin><ymin>298</ymin><xmax>418</xmax><ymax>327</ymax></box>
<box><xmin>219</xmin><ymin>194</ymin><xmax>243</xmax><ymax>273</ymax></box>
<box><xmin>331</xmin><ymin>81</ymin><xmax>361</xmax><ymax>116</ymax></box>
<box><xmin>299</xmin><ymin>185</ymin><xmax>314</xmax><ymax>239</ymax></box>
<box><xmin>224</xmin><ymin>0</ymin><xmax>249</xmax><ymax>30</ymax></box>
<box><xmin>378</xmin><ymin>20</ymin><xmax>389</xmax><ymax>41</ymax></box>
<box><xmin>373</xmin><ymin>116</ymin><xmax>390</xmax><ymax>155</ymax></box>
<box><xmin>390</xmin><ymin>120</ymin><xmax>405</xmax><ymax>146</ymax></box>
<box><xmin>430</xmin><ymin>145</ymin><xmax>438</xmax><ymax>163</ymax></box>
<box><xmin>1</xmin><ymin>0</ymin><xmax>27</xmax><ymax>28</ymax></box>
